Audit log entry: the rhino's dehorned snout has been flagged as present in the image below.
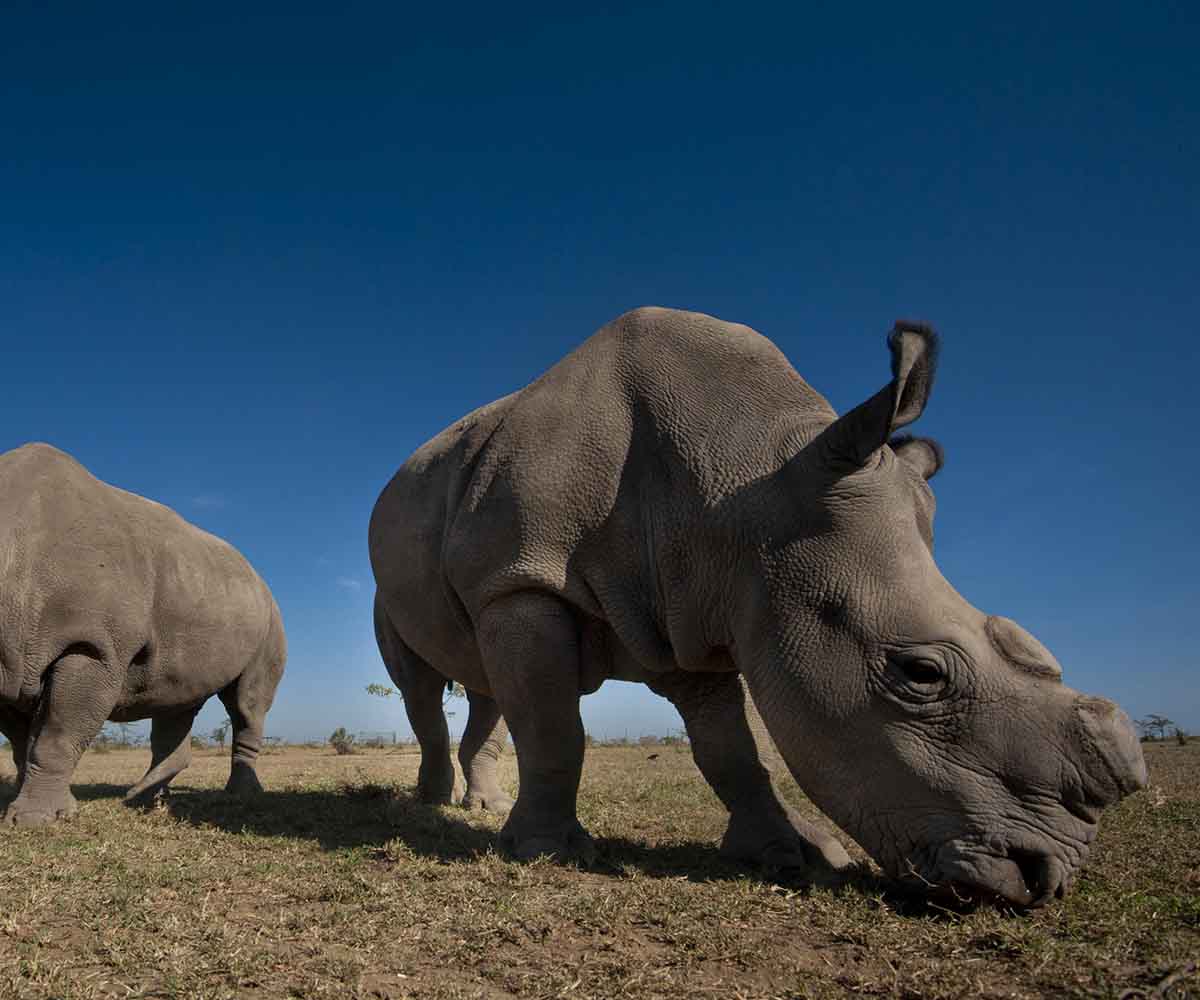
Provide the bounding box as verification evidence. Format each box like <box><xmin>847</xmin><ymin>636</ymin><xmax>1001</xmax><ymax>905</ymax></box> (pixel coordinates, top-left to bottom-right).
<box><xmin>922</xmin><ymin>834</ymin><xmax>1082</xmax><ymax>910</ymax></box>
<box><xmin>1073</xmin><ymin>696</ymin><xmax>1149</xmax><ymax>808</ymax></box>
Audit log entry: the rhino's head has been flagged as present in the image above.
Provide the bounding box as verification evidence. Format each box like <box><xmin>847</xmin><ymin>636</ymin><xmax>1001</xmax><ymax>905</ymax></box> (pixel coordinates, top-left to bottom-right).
<box><xmin>741</xmin><ymin>324</ymin><xmax>1147</xmax><ymax>908</ymax></box>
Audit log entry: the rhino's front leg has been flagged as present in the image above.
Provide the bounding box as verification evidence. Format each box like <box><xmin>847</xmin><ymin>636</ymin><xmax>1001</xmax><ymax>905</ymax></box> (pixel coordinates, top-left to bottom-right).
<box><xmin>477</xmin><ymin>591</ymin><xmax>594</xmax><ymax>863</ymax></box>
<box><xmin>4</xmin><ymin>653</ymin><xmax>121</xmax><ymax>827</ymax></box>
<box><xmin>648</xmin><ymin>671</ymin><xmax>850</xmax><ymax>874</ymax></box>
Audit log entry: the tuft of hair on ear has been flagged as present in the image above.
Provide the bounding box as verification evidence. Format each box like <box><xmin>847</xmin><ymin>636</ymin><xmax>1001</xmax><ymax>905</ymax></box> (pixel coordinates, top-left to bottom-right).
<box><xmin>889</xmin><ymin>433</ymin><xmax>945</xmax><ymax>480</ymax></box>
<box><xmin>887</xmin><ymin>320</ymin><xmax>940</xmax><ymax>379</ymax></box>
<box><xmin>885</xmin><ymin>321</ymin><xmax>941</xmax><ymax>430</ymax></box>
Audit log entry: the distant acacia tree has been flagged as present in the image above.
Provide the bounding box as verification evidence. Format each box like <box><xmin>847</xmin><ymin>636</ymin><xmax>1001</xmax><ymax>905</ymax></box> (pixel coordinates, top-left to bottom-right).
<box><xmin>1136</xmin><ymin>715</ymin><xmax>1176</xmax><ymax>742</ymax></box>
<box><xmin>366</xmin><ymin>681</ymin><xmax>466</xmax><ymax>713</ymax></box>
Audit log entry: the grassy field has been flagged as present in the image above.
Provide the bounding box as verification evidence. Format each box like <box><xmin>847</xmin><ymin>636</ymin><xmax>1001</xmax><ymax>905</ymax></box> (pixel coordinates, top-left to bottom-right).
<box><xmin>0</xmin><ymin>739</ymin><xmax>1195</xmax><ymax>999</ymax></box>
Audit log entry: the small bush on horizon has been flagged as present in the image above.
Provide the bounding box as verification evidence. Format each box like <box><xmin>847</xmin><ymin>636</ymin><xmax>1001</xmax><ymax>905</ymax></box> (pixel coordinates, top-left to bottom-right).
<box><xmin>329</xmin><ymin>727</ymin><xmax>357</xmax><ymax>755</ymax></box>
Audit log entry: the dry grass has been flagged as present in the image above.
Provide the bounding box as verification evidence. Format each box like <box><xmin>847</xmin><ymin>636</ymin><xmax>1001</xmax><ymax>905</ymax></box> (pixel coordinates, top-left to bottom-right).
<box><xmin>0</xmin><ymin>740</ymin><xmax>1196</xmax><ymax>999</ymax></box>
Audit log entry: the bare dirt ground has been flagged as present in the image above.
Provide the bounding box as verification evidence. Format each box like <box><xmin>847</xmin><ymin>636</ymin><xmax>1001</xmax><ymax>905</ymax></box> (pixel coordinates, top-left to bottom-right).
<box><xmin>0</xmin><ymin>740</ymin><xmax>1195</xmax><ymax>999</ymax></box>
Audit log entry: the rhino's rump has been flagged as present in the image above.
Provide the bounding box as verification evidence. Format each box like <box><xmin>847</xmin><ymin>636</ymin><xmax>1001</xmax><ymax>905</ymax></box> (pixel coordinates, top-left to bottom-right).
<box><xmin>369</xmin><ymin>395</ymin><xmax>517</xmax><ymax>682</ymax></box>
<box><xmin>0</xmin><ymin>444</ymin><xmax>274</xmax><ymax>712</ymax></box>
<box><xmin>372</xmin><ymin>327</ymin><xmax>662</xmax><ymax>687</ymax></box>
<box><xmin>115</xmin><ymin>532</ymin><xmax>274</xmax><ymax>715</ymax></box>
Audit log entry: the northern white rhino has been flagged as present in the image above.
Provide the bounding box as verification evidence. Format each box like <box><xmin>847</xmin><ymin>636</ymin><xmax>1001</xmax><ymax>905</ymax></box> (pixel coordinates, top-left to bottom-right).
<box><xmin>369</xmin><ymin>307</ymin><xmax>1146</xmax><ymax>908</ymax></box>
<box><xmin>0</xmin><ymin>444</ymin><xmax>286</xmax><ymax>825</ymax></box>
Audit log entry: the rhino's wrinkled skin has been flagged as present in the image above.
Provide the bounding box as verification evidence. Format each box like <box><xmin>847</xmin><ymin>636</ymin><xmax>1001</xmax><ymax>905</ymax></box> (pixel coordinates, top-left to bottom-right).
<box><xmin>0</xmin><ymin>444</ymin><xmax>286</xmax><ymax>825</ymax></box>
<box><xmin>369</xmin><ymin>307</ymin><xmax>1146</xmax><ymax>907</ymax></box>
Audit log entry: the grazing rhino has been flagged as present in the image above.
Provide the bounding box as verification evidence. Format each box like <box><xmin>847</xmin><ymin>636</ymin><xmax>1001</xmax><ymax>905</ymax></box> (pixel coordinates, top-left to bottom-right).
<box><xmin>369</xmin><ymin>307</ymin><xmax>1146</xmax><ymax>907</ymax></box>
<box><xmin>0</xmin><ymin>444</ymin><xmax>286</xmax><ymax>826</ymax></box>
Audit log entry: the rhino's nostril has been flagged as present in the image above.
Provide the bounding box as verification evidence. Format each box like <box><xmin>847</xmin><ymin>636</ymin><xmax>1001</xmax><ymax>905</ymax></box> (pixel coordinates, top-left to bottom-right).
<box><xmin>1006</xmin><ymin>850</ymin><xmax>1070</xmax><ymax>908</ymax></box>
<box><xmin>1009</xmin><ymin>849</ymin><xmax>1044</xmax><ymax>898</ymax></box>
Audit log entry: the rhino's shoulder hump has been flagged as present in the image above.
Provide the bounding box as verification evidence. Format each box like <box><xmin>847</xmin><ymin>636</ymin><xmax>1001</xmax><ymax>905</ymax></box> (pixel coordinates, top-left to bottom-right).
<box><xmin>602</xmin><ymin>305</ymin><xmax>769</xmax><ymax>352</ymax></box>
<box><xmin>596</xmin><ymin>306</ymin><xmax>808</xmax><ymax>394</ymax></box>
<box><xmin>1</xmin><ymin>441</ymin><xmax>86</xmax><ymax>475</ymax></box>
<box><xmin>0</xmin><ymin>443</ymin><xmax>99</xmax><ymax>515</ymax></box>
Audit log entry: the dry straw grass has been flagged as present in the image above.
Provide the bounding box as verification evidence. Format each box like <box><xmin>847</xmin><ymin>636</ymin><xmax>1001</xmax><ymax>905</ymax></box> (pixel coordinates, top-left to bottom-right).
<box><xmin>0</xmin><ymin>740</ymin><xmax>1195</xmax><ymax>998</ymax></box>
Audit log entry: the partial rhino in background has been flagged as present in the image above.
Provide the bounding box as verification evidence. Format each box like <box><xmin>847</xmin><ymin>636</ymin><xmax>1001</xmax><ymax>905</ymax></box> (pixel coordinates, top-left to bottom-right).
<box><xmin>0</xmin><ymin>444</ymin><xmax>286</xmax><ymax>825</ymax></box>
<box><xmin>369</xmin><ymin>307</ymin><xmax>1146</xmax><ymax>908</ymax></box>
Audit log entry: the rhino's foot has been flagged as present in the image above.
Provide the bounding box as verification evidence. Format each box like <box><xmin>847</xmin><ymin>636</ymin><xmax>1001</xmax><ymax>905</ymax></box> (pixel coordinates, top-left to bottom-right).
<box><xmin>462</xmin><ymin>788</ymin><xmax>515</xmax><ymax>814</ymax></box>
<box><xmin>416</xmin><ymin>776</ymin><xmax>464</xmax><ymax>807</ymax></box>
<box><xmin>224</xmin><ymin>762</ymin><xmax>264</xmax><ymax>797</ymax></box>
<box><xmin>499</xmin><ymin>818</ymin><xmax>596</xmax><ymax>866</ymax></box>
<box><xmin>123</xmin><ymin>784</ymin><xmax>171</xmax><ymax>810</ymax></box>
<box><xmin>720</xmin><ymin>808</ymin><xmax>852</xmax><ymax>874</ymax></box>
<box><xmin>415</xmin><ymin>760</ymin><xmax>463</xmax><ymax>806</ymax></box>
<box><xmin>3</xmin><ymin>789</ymin><xmax>79</xmax><ymax>828</ymax></box>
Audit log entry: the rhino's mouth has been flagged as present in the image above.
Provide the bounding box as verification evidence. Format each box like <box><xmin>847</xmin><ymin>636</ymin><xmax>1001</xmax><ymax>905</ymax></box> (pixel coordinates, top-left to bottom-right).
<box><xmin>936</xmin><ymin>849</ymin><xmax>1070</xmax><ymax>909</ymax></box>
<box><xmin>900</xmin><ymin>838</ymin><xmax>1081</xmax><ymax>909</ymax></box>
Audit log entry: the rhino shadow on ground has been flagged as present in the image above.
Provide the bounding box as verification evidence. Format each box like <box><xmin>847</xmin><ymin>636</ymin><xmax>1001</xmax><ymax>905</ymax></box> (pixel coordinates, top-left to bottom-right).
<box><xmin>1</xmin><ymin>777</ymin><xmax>972</xmax><ymax>917</ymax></box>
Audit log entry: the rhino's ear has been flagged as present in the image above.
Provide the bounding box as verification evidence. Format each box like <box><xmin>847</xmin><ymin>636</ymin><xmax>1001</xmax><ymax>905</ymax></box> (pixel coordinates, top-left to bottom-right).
<box><xmin>813</xmin><ymin>321</ymin><xmax>940</xmax><ymax>470</ymax></box>
<box><xmin>890</xmin><ymin>434</ymin><xmax>944</xmax><ymax>480</ymax></box>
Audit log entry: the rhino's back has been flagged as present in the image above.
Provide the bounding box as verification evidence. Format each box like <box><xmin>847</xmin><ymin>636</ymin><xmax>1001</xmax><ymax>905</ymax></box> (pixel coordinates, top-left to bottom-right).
<box><xmin>371</xmin><ymin>308</ymin><xmax>836</xmax><ymax>679</ymax></box>
<box><xmin>0</xmin><ymin>443</ymin><xmax>274</xmax><ymax>699</ymax></box>
<box><xmin>447</xmin><ymin>307</ymin><xmax>831</xmax><ymax>600</ymax></box>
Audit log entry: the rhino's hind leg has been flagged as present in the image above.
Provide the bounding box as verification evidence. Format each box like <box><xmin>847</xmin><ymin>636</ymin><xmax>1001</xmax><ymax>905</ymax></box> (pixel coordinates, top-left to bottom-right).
<box><xmin>0</xmin><ymin>706</ymin><xmax>30</xmax><ymax>787</ymax></box>
<box><xmin>124</xmin><ymin>708</ymin><xmax>200</xmax><ymax>806</ymax></box>
<box><xmin>378</xmin><ymin>633</ymin><xmax>461</xmax><ymax>805</ymax></box>
<box><xmin>219</xmin><ymin>621</ymin><xmax>285</xmax><ymax>797</ymax></box>
<box><xmin>375</xmin><ymin>594</ymin><xmax>461</xmax><ymax>805</ymax></box>
<box><xmin>219</xmin><ymin>679</ymin><xmax>265</xmax><ymax>797</ymax></box>
<box><xmin>478</xmin><ymin>591</ymin><xmax>594</xmax><ymax>864</ymax></box>
<box><xmin>401</xmin><ymin>658</ymin><xmax>464</xmax><ymax>805</ymax></box>
<box><xmin>459</xmin><ymin>692</ymin><xmax>513</xmax><ymax>813</ymax></box>
<box><xmin>4</xmin><ymin>652</ymin><xmax>120</xmax><ymax>827</ymax></box>
<box><xmin>648</xmin><ymin>672</ymin><xmax>851</xmax><ymax>874</ymax></box>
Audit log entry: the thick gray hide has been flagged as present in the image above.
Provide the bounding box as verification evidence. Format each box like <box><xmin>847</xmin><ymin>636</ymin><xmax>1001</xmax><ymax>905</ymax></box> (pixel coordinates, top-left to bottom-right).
<box><xmin>369</xmin><ymin>307</ymin><xmax>1146</xmax><ymax>907</ymax></box>
<box><xmin>0</xmin><ymin>444</ymin><xmax>286</xmax><ymax>825</ymax></box>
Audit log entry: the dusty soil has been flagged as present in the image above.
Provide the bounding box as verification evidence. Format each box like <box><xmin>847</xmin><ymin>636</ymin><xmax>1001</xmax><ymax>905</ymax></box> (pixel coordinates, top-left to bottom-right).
<box><xmin>0</xmin><ymin>740</ymin><xmax>1195</xmax><ymax>998</ymax></box>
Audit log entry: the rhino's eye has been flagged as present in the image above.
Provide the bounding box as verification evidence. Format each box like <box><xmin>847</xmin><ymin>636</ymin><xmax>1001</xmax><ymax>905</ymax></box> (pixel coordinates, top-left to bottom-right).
<box><xmin>884</xmin><ymin>651</ymin><xmax>951</xmax><ymax>702</ymax></box>
<box><xmin>899</xmin><ymin>658</ymin><xmax>944</xmax><ymax>685</ymax></box>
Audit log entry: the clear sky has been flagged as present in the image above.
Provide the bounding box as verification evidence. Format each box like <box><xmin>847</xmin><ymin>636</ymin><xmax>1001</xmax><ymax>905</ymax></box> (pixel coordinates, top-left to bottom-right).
<box><xmin>3</xmin><ymin>3</ymin><xmax>1197</xmax><ymax>744</ymax></box>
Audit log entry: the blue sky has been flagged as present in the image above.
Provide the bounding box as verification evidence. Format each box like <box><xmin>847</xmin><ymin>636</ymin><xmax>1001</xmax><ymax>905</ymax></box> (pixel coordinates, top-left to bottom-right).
<box><xmin>3</xmin><ymin>3</ymin><xmax>1197</xmax><ymax>743</ymax></box>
